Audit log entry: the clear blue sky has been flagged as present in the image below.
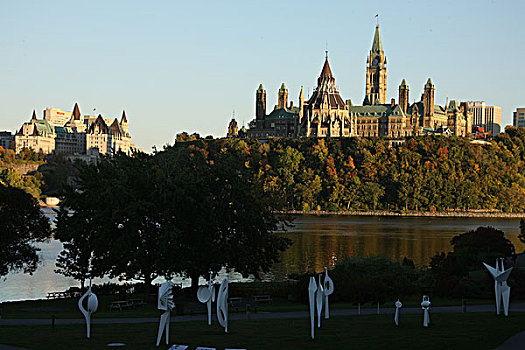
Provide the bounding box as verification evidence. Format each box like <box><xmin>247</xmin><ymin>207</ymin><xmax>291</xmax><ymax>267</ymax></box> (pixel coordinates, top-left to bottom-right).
<box><xmin>1</xmin><ymin>0</ymin><xmax>524</xmax><ymax>151</ymax></box>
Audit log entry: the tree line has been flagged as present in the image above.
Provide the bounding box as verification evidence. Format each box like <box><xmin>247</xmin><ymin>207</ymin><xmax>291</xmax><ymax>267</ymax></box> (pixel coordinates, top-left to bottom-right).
<box><xmin>208</xmin><ymin>126</ymin><xmax>525</xmax><ymax>213</ymax></box>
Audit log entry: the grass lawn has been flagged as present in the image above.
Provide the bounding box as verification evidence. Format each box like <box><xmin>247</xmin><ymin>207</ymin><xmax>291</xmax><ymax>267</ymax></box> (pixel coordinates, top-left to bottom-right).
<box><xmin>0</xmin><ymin>313</ymin><xmax>524</xmax><ymax>349</ymax></box>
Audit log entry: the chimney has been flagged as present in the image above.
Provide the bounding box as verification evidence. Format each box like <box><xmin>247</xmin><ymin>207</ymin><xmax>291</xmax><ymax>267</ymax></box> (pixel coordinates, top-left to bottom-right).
<box><xmin>289</xmin><ymin>101</ymin><xmax>293</xmax><ymax>109</ymax></box>
<box><xmin>391</xmin><ymin>98</ymin><xmax>395</xmax><ymax>108</ymax></box>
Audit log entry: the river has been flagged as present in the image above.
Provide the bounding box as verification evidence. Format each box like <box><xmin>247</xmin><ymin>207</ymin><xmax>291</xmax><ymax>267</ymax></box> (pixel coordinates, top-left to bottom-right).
<box><xmin>1</xmin><ymin>215</ymin><xmax>523</xmax><ymax>303</ymax></box>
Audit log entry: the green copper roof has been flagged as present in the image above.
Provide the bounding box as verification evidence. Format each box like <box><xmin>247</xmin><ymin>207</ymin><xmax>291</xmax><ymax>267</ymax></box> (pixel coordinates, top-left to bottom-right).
<box><xmin>425</xmin><ymin>78</ymin><xmax>433</xmax><ymax>88</ymax></box>
<box><xmin>34</xmin><ymin>120</ymin><xmax>55</xmax><ymax>137</ymax></box>
<box><xmin>266</xmin><ymin>107</ymin><xmax>299</xmax><ymax>120</ymax></box>
<box><xmin>371</xmin><ymin>25</ymin><xmax>383</xmax><ymax>54</ymax></box>
<box><xmin>257</xmin><ymin>84</ymin><xmax>265</xmax><ymax>92</ymax></box>
<box><xmin>349</xmin><ymin>104</ymin><xmax>406</xmax><ymax>118</ymax></box>
<box><xmin>280</xmin><ymin>83</ymin><xmax>287</xmax><ymax>91</ymax></box>
<box><xmin>400</xmin><ymin>79</ymin><xmax>408</xmax><ymax>87</ymax></box>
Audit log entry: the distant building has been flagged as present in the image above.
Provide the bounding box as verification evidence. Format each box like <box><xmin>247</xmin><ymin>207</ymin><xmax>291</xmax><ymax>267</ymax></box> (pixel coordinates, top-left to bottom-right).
<box><xmin>227</xmin><ymin>119</ymin><xmax>239</xmax><ymax>138</ymax></box>
<box><xmin>243</xmin><ymin>25</ymin><xmax>472</xmax><ymax>139</ymax></box>
<box><xmin>0</xmin><ymin>131</ymin><xmax>14</xmax><ymax>150</ymax></box>
<box><xmin>15</xmin><ymin>103</ymin><xmax>137</xmax><ymax>155</ymax></box>
<box><xmin>468</xmin><ymin>101</ymin><xmax>501</xmax><ymax>135</ymax></box>
<box><xmin>513</xmin><ymin>108</ymin><xmax>525</xmax><ymax>127</ymax></box>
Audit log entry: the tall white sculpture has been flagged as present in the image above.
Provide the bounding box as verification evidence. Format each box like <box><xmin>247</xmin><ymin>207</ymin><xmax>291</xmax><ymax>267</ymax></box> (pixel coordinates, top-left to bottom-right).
<box><xmin>323</xmin><ymin>267</ymin><xmax>334</xmax><ymax>319</ymax></box>
<box><xmin>197</xmin><ymin>272</ymin><xmax>216</xmax><ymax>325</ymax></box>
<box><xmin>156</xmin><ymin>281</ymin><xmax>175</xmax><ymax>346</ymax></box>
<box><xmin>316</xmin><ymin>275</ymin><xmax>324</xmax><ymax>328</ymax></box>
<box><xmin>394</xmin><ymin>300</ymin><xmax>402</xmax><ymax>326</ymax></box>
<box><xmin>78</xmin><ymin>278</ymin><xmax>98</xmax><ymax>338</ymax></box>
<box><xmin>216</xmin><ymin>278</ymin><xmax>229</xmax><ymax>333</ymax></box>
<box><xmin>308</xmin><ymin>277</ymin><xmax>317</xmax><ymax>340</ymax></box>
<box><xmin>421</xmin><ymin>295</ymin><xmax>431</xmax><ymax>328</ymax></box>
<box><xmin>483</xmin><ymin>258</ymin><xmax>513</xmax><ymax>316</ymax></box>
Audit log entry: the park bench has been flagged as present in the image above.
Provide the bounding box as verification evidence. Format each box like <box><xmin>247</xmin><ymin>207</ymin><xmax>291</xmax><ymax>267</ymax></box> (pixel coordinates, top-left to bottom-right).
<box><xmin>253</xmin><ymin>294</ymin><xmax>272</xmax><ymax>303</ymax></box>
<box><xmin>186</xmin><ymin>302</ymin><xmax>205</xmax><ymax>315</ymax></box>
<box><xmin>228</xmin><ymin>297</ymin><xmax>258</xmax><ymax>313</ymax></box>
<box><xmin>46</xmin><ymin>291</ymin><xmax>67</xmax><ymax>299</ymax></box>
<box><xmin>108</xmin><ymin>300</ymin><xmax>133</xmax><ymax>311</ymax></box>
<box><xmin>128</xmin><ymin>298</ymin><xmax>146</xmax><ymax>307</ymax></box>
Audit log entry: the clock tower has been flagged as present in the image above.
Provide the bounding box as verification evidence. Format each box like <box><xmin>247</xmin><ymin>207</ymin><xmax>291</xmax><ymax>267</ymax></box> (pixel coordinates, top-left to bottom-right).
<box><xmin>365</xmin><ymin>25</ymin><xmax>387</xmax><ymax>105</ymax></box>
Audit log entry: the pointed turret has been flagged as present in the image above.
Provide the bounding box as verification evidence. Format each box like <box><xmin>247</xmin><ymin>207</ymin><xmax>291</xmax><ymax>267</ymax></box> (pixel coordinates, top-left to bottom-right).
<box><xmin>72</xmin><ymin>103</ymin><xmax>81</xmax><ymax>120</ymax></box>
<box><xmin>425</xmin><ymin>78</ymin><xmax>434</xmax><ymax>88</ymax></box>
<box><xmin>278</xmin><ymin>83</ymin><xmax>289</xmax><ymax>109</ymax></box>
<box><xmin>31</xmin><ymin>109</ymin><xmax>37</xmax><ymax>121</ymax></box>
<box><xmin>320</xmin><ymin>54</ymin><xmax>333</xmax><ymax>79</ymax></box>
<box><xmin>121</xmin><ymin>110</ymin><xmax>128</xmax><ymax>123</ymax></box>
<box><xmin>399</xmin><ymin>79</ymin><xmax>409</xmax><ymax>114</ymax></box>
<box><xmin>317</xmin><ymin>52</ymin><xmax>336</xmax><ymax>89</ymax></box>
<box><xmin>256</xmin><ymin>83</ymin><xmax>266</xmax><ymax>123</ymax></box>
<box><xmin>371</xmin><ymin>25</ymin><xmax>383</xmax><ymax>55</ymax></box>
<box><xmin>298</xmin><ymin>86</ymin><xmax>305</xmax><ymax>122</ymax></box>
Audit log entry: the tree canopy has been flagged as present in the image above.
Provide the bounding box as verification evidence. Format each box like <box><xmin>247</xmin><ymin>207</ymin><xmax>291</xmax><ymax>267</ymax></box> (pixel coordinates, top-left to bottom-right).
<box><xmin>56</xmin><ymin>144</ymin><xmax>291</xmax><ymax>288</ymax></box>
<box><xmin>0</xmin><ymin>183</ymin><xmax>50</xmax><ymax>277</ymax></box>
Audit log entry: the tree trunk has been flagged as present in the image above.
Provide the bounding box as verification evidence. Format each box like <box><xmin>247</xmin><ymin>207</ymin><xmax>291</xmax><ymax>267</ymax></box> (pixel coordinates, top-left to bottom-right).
<box><xmin>190</xmin><ymin>272</ymin><xmax>201</xmax><ymax>295</ymax></box>
<box><xmin>144</xmin><ymin>274</ymin><xmax>153</xmax><ymax>294</ymax></box>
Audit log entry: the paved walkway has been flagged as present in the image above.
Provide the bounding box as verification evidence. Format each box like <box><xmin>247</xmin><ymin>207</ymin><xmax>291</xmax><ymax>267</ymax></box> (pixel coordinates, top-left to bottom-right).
<box><xmin>495</xmin><ymin>330</ymin><xmax>525</xmax><ymax>350</ymax></box>
<box><xmin>1</xmin><ymin>304</ymin><xmax>524</xmax><ymax>350</ymax></box>
<box><xmin>1</xmin><ymin>303</ymin><xmax>524</xmax><ymax>326</ymax></box>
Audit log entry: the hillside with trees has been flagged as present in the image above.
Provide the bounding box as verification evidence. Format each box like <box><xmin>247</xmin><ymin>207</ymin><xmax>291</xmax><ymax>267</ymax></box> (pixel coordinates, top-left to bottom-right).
<box><xmin>196</xmin><ymin>126</ymin><xmax>525</xmax><ymax>213</ymax></box>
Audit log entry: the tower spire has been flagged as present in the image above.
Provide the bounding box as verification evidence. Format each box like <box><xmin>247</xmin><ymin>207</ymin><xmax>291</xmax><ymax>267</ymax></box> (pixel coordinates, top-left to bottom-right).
<box><xmin>31</xmin><ymin>109</ymin><xmax>37</xmax><ymax>120</ymax></box>
<box><xmin>372</xmin><ymin>23</ymin><xmax>383</xmax><ymax>55</ymax></box>
<box><xmin>72</xmin><ymin>102</ymin><xmax>81</xmax><ymax>120</ymax></box>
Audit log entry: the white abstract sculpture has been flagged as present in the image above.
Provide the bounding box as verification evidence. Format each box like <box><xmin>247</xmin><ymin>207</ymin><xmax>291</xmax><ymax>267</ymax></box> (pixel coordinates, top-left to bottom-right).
<box><xmin>197</xmin><ymin>272</ymin><xmax>216</xmax><ymax>325</ymax></box>
<box><xmin>156</xmin><ymin>281</ymin><xmax>175</xmax><ymax>346</ymax></box>
<box><xmin>316</xmin><ymin>275</ymin><xmax>324</xmax><ymax>328</ymax></box>
<box><xmin>323</xmin><ymin>267</ymin><xmax>334</xmax><ymax>319</ymax></box>
<box><xmin>78</xmin><ymin>278</ymin><xmax>98</xmax><ymax>338</ymax></box>
<box><xmin>483</xmin><ymin>258</ymin><xmax>513</xmax><ymax>316</ymax></box>
<box><xmin>308</xmin><ymin>277</ymin><xmax>317</xmax><ymax>339</ymax></box>
<box><xmin>421</xmin><ymin>295</ymin><xmax>431</xmax><ymax>327</ymax></box>
<box><xmin>216</xmin><ymin>278</ymin><xmax>229</xmax><ymax>333</ymax></box>
<box><xmin>394</xmin><ymin>300</ymin><xmax>402</xmax><ymax>326</ymax></box>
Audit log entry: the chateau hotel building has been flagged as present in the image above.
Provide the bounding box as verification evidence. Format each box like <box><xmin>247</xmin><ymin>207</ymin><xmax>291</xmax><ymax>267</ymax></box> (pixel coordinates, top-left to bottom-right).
<box><xmin>15</xmin><ymin>103</ymin><xmax>137</xmax><ymax>156</ymax></box>
<box><xmin>237</xmin><ymin>25</ymin><xmax>472</xmax><ymax>139</ymax></box>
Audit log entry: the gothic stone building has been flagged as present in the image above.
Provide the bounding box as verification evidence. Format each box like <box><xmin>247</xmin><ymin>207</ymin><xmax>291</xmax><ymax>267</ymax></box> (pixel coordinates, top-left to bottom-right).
<box><xmin>240</xmin><ymin>25</ymin><xmax>472</xmax><ymax>139</ymax></box>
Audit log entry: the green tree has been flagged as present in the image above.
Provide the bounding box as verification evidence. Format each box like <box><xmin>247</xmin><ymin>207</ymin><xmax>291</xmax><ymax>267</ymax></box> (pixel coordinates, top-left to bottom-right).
<box><xmin>0</xmin><ymin>183</ymin><xmax>50</xmax><ymax>277</ymax></box>
<box><xmin>518</xmin><ymin>219</ymin><xmax>525</xmax><ymax>245</ymax></box>
<box><xmin>451</xmin><ymin>226</ymin><xmax>515</xmax><ymax>269</ymax></box>
<box><xmin>56</xmin><ymin>152</ymin><xmax>180</xmax><ymax>288</ymax></box>
<box><xmin>155</xmin><ymin>141</ymin><xmax>291</xmax><ymax>289</ymax></box>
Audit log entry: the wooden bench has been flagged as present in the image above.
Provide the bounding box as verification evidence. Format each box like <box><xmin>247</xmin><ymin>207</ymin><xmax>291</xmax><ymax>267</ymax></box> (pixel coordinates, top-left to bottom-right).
<box><xmin>228</xmin><ymin>298</ymin><xmax>258</xmax><ymax>313</ymax></box>
<box><xmin>128</xmin><ymin>299</ymin><xmax>146</xmax><ymax>307</ymax></box>
<box><xmin>253</xmin><ymin>295</ymin><xmax>272</xmax><ymax>303</ymax></box>
<box><xmin>46</xmin><ymin>292</ymin><xmax>68</xmax><ymax>299</ymax></box>
<box><xmin>186</xmin><ymin>302</ymin><xmax>205</xmax><ymax>315</ymax></box>
<box><xmin>108</xmin><ymin>300</ymin><xmax>133</xmax><ymax>311</ymax></box>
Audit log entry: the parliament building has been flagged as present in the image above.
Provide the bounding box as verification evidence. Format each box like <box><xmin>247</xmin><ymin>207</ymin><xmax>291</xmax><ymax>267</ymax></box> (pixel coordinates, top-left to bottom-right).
<box><xmin>230</xmin><ymin>25</ymin><xmax>472</xmax><ymax>139</ymax></box>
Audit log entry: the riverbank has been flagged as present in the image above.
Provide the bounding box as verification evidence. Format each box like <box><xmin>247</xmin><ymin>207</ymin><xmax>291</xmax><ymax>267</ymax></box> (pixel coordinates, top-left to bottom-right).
<box><xmin>282</xmin><ymin>210</ymin><xmax>525</xmax><ymax>218</ymax></box>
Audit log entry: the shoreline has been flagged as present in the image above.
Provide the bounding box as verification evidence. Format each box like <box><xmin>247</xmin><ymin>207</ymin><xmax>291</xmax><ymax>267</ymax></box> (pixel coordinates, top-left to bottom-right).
<box><xmin>281</xmin><ymin>210</ymin><xmax>525</xmax><ymax>218</ymax></box>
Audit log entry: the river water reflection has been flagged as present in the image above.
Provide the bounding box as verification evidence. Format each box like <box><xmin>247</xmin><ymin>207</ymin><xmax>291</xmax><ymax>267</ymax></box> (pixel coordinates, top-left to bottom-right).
<box><xmin>269</xmin><ymin>215</ymin><xmax>524</xmax><ymax>280</ymax></box>
<box><xmin>1</xmin><ymin>215</ymin><xmax>523</xmax><ymax>302</ymax></box>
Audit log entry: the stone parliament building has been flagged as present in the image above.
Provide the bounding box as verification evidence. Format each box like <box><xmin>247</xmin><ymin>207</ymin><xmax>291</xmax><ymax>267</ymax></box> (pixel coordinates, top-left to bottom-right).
<box><xmin>228</xmin><ymin>25</ymin><xmax>472</xmax><ymax>139</ymax></box>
